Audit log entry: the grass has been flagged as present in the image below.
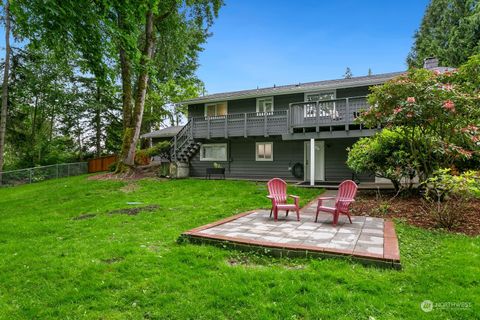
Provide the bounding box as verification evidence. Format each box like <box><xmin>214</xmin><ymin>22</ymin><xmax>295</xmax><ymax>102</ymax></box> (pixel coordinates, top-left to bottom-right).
<box><xmin>0</xmin><ymin>176</ymin><xmax>478</xmax><ymax>319</ymax></box>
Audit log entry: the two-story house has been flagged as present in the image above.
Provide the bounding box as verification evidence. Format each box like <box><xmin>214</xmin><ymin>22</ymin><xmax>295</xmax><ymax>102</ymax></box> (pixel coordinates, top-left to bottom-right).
<box><xmin>167</xmin><ymin>71</ymin><xmax>406</xmax><ymax>184</ymax></box>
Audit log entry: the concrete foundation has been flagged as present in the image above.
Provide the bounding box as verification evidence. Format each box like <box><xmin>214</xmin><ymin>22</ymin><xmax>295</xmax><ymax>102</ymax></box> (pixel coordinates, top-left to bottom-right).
<box><xmin>170</xmin><ymin>162</ymin><xmax>189</xmax><ymax>178</ymax></box>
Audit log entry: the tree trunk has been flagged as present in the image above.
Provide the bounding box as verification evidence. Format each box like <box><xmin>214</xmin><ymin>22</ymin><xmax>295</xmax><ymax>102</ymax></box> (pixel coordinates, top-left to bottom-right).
<box><xmin>117</xmin><ymin>12</ymin><xmax>133</xmax><ymax>131</ymax></box>
<box><xmin>31</xmin><ymin>95</ymin><xmax>39</xmax><ymax>164</ymax></box>
<box><xmin>0</xmin><ymin>0</ymin><xmax>11</xmax><ymax>176</ymax></box>
<box><xmin>117</xmin><ymin>9</ymin><xmax>156</xmax><ymax>172</ymax></box>
<box><xmin>95</xmin><ymin>82</ymin><xmax>102</xmax><ymax>157</ymax></box>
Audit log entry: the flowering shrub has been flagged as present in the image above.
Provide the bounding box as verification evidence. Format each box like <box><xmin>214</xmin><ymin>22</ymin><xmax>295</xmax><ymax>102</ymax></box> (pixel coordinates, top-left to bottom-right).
<box><xmin>358</xmin><ymin>55</ymin><xmax>480</xmax><ymax>181</ymax></box>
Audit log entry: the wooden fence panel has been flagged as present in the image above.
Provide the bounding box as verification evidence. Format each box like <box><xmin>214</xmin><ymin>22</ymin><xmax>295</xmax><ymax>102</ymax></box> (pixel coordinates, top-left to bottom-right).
<box><xmin>88</xmin><ymin>155</ymin><xmax>117</xmax><ymax>173</ymax></box>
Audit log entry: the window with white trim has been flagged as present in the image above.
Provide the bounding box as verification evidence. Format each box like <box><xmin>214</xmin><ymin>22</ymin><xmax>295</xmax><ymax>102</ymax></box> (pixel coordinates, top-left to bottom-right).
<box><xmin>256</xmin><ymin>142</ymin><xmax>273</xmax><ymax>161</ymax></box>
<box><xmin>304</xmin><ymin>91</ymin><xmax>337</xmax><ymax>118</ymax></box>
<box><xmin>205</xmin><ymin>102</ymin><xmax>227</xmax><ymax>117</ymax></box>
<box><xmin>200</xmin><ymin>143</ymin><xmax>228</xmax><ymax>161</ymax></box>
<box><xmin>256</xmin><ymin>97</ymin><xmax>274</xmax><ymax>115</ymax></box>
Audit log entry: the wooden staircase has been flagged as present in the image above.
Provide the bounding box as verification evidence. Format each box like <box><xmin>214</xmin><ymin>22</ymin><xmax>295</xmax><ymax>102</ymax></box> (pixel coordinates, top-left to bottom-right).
<box><xmin>171</xmin><ymin>120</ymin><xmax>202</xmax><ymax>163</ymax></box>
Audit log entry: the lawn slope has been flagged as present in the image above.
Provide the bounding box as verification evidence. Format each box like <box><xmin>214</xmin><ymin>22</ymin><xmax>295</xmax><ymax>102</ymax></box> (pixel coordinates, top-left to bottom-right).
<box><xmin>0</xmin><ymin>176</ymin><xmax>478</xmax><ymax>319</ymax></box>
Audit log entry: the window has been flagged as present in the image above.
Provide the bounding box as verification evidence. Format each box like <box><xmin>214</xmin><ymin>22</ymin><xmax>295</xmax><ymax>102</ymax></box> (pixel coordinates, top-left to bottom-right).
<box><xmin>256</xmin><ymin>97</ymin><xmax>274</xmax><ymax>115</ymax></box>
<box><xmin>200</xmin><ymin>143</ymin><xmax>227</xmax><ymax>161</ymax></box>
<box><xmin>256</xmin><ymin>142</ymin><xmax>273</xmax><ymax>161</ymax></box>
<box><xmin>304</xmin><ymin>91</ymin><xmax>336</xmax><ymax>118</ymax></box>
<box><xmin>205</xmin><ymin>102</ymin><xmax>227</xmax><ymax>117</ymax></box>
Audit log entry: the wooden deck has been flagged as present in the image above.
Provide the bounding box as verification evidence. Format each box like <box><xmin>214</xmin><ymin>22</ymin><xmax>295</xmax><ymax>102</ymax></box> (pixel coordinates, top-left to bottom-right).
<box><xmin>189</xmin><ymin>96</ymin><xmax>370</xmax><ymax>139</ymax></box>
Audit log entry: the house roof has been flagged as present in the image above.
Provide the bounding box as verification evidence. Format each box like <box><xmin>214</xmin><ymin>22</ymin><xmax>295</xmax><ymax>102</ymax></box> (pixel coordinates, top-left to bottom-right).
<box><xmin>140</xmin><ymin>126</ymin><xmax>183</xmax><ymax>139</ymax></box>
<box><xmin>181</xmin><ymin>71</ymin><xmax>406</xmax><ymax>105</ymax></box>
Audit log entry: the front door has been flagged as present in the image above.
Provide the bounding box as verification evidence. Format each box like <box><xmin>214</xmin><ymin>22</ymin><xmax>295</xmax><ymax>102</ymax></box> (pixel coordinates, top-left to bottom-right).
<box><xmin>304</xmin><ymin>140</ymin><xmax>325</xmax><ymax>181</ymax></box>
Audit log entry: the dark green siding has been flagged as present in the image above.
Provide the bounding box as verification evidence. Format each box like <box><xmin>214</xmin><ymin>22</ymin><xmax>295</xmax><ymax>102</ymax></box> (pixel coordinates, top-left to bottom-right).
<box><xmin>190</xmin><ymin>137</ymin><xmax>304</xmax><ymax>180</ymax></box>
<box><xmin>189</xmin><ymin>137</ymin><xmax>374</xmax><ymax>182</ymax></box>
<box><xmin>273</xmin><ymin>93</ymin><xmax>304</xmax><ymax>110</ymax></box>
<box><xmin>324</xmin><ymin>138</ymin><xmax>372</xmax><ymax>181</ymax></box>
<box><xmin>336</xmin><ymin>86</ymin><xmax>370</xmax><ymax>98</ymax></box>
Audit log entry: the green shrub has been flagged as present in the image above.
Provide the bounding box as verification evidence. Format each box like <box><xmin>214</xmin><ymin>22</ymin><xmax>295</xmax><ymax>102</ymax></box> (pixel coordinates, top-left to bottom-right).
<box><xmin>135</xmin><ymin>141</ymin><xmax>171</xmax><ymax>165</ymax></box>
<box><xmin>347</xmin><ymin>129</ymin><xmax>418</xmax><ymax>191</ymax></box>
<box><xmin>108</xmin><ymin>162</ymin><xmax>117</xmax><ymax>172</ymax></box>
<box><xmin>422</xmin><ymin>169</ymin><xmax>480</xmax><ymax>229</ymax></box>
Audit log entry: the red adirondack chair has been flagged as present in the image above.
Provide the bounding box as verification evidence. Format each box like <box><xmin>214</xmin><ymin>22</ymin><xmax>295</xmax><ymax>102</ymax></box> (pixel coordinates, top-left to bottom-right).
<box><xmin>267</xmin><ymin>178</ymin><xmax>300</xmax><ymax>222</ymax></box>
<box><xmin>316</xmin><ymin>180</ymin><xmax>358</xmax><ymax>226</ymax></box>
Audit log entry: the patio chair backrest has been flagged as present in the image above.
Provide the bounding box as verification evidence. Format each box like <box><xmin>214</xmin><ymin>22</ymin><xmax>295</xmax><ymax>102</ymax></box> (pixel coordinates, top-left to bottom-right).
<box><xmin>336</xmin><ymin>180</ymin><xmax>358</xmax><ymax>212</ymax></box>
<box><xmin>267</xmin><ymin>178</ymin><xmax>288</xmax><ymax>203</ymax></box>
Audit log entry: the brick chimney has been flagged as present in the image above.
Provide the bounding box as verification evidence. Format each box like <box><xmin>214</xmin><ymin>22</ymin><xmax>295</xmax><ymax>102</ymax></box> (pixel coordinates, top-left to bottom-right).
<box><xmin>423</xmin><ymin>57</ymin><xmax>439</xmax><ymax>70</ymax></box>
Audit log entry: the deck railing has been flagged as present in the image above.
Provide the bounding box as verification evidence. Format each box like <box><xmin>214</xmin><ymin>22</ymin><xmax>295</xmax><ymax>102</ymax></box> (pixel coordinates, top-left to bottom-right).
<box><xmin>289</xmin><ymin>96</ymin><xmax>368</xmax><ymax>131</ymax></box>
<box><xmin>188</xmin><ymin>96</ymin><xmax>369</xmax><ymax>139</ymax></box>
<box><xmin>191</xmin><ymin>110</ymin><xmax>289</xmax><ymax>139</ymax></box>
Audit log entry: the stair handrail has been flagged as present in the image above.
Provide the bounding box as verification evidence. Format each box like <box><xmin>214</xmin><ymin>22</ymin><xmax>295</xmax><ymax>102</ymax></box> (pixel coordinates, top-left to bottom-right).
<box><xmin>170</xmin><ymin>120</ymin><xmax>193</xmax><ymax>161</ymax></box>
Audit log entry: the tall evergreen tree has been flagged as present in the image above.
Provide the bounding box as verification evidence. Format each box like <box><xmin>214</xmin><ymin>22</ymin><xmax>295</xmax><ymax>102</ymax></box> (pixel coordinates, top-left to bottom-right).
<box><xmin>408</xmin><ymin>0</ymin><xmax>480</xmax><ymax>68</ymax></box>
<box><xmin>344</xmin><ymin>67</ymin><xmax>353</xmax><ymax>79</ymax></box>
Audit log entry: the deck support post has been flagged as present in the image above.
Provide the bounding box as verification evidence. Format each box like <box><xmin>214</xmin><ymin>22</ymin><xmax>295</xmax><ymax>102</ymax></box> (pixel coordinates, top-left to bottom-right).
<box><xmin>310</xmin><ymin>138</ymin><xmax>315</xmax><ymax>186</ymax></box>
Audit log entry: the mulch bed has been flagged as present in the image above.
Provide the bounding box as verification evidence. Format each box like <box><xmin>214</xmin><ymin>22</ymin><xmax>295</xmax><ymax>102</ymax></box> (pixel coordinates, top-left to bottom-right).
<box><xmin>350</xmin><ymin>191</ymin><xmax>480</xmax><ymax>236</ymax></box>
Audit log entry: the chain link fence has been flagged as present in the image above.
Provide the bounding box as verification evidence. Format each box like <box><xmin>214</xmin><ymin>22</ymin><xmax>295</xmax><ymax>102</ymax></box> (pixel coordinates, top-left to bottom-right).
<box><xmin>0</xmin><ymin>162</ymin><xmax>88</xmax><ymax>187</ymax></box>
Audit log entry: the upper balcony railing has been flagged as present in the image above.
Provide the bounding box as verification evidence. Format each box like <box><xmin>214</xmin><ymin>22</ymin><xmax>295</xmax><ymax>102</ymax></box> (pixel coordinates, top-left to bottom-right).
<box><xmin>191</xmin><ymin>110</ymin><xmax>288</xmax><ymax>139</ymax></box>
<box><xmin>289</xmin><ymin>96</ymin><xmax>368</xmax><ymax>131</ymax></box>
<box><xmin>189</xmin><ymin>96</ymin><xmax>369</xmax><ymax>139</ymax></box>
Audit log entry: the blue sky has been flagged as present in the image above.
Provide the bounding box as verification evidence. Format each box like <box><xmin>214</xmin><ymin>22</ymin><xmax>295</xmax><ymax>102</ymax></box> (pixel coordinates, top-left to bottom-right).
<box><xmin>0</xmin><ymin>1</ymin><xmax>429</xmax><ymax>94</ymax></box>
<box><xmin>197</xmin><ymin>0</ymin><xmax>429</xmax><ymax>94</ymax></box>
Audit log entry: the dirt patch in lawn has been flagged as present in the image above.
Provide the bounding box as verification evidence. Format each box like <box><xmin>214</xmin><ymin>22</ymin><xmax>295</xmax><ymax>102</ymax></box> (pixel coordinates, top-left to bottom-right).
<box><xmin>108</xmin><ymin>204</ymin><xmax>160</xmax><ymax>216</ymax></box>
<box><xmin>101</xmin><ymin>257</ymin><xmax>124</xmax><ymax>264</ymax></box>
<box><xmin>89</xmin><ymin>171</ymin><xmax>163</xmax><ymax>181</ymax></box>
<box><xmin>350</xmin><ymin>191</ymin><xmax>480</xmax><ymax>236</ymax></box>
<box><xmin>71</xmin><ymin>213</ymin><xmax>96</xmax><ymax>220</ymax></box>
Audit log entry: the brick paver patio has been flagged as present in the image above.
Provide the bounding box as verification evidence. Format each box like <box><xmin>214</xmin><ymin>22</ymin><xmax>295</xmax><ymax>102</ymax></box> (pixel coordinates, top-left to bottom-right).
<box><xmin>182</xmin><ymin>191</ymin><xmax>401</xmax><ymax>268</ymax></box>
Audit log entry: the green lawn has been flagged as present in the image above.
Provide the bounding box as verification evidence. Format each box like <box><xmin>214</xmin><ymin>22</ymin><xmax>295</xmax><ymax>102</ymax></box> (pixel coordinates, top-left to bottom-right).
<box><xmin>0</xmin><ymin>177</ymin><xmax>478</xmax><ymax>319</ymax></box>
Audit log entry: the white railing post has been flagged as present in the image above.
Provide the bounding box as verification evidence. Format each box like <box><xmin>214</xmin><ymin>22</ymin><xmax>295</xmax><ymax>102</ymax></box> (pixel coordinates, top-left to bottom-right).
<box><xmin>310</xmin><ymin>139</ymin><xmax>315</xmax><ymax>186</ymax></box>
